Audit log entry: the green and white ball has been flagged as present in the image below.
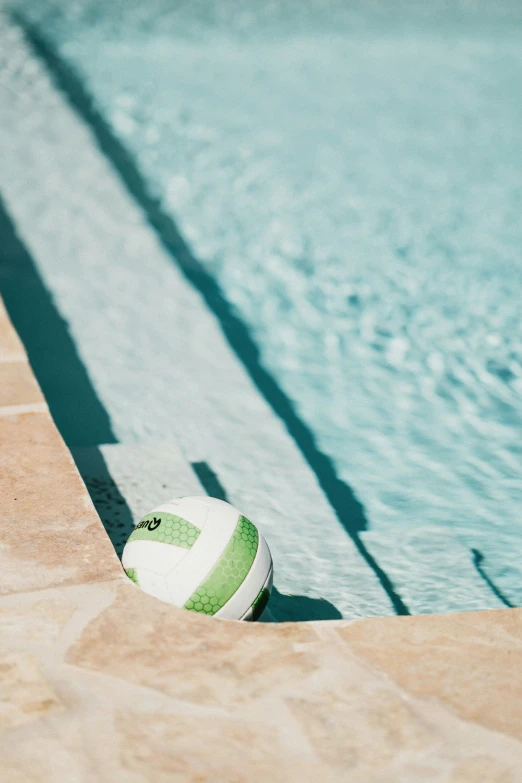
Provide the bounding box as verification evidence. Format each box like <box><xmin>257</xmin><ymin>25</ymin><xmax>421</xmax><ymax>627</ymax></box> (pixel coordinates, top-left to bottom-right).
<box><xmin>122</xmin><ymin>496</ymin><xmax>273</xmax><ymax>621</ymax></box>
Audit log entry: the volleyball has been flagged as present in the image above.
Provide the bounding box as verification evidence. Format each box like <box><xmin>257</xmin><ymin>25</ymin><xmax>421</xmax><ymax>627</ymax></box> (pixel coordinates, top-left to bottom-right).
<box><xmin>122</xmin><ymin>496</ymin><xmax>273</xmax><ymax>621</ymax></box>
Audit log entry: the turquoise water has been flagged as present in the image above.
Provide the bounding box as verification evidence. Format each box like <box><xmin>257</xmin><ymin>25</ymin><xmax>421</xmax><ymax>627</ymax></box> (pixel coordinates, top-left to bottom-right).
<box><xmin>2</xmin><ymin>1</ymin><xmax>522</xmax><ymax>618</ymax></box>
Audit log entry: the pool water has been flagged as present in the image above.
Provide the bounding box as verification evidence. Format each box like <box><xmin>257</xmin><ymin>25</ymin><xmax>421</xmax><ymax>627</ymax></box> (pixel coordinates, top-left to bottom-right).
<box><xmin>2</xmin><ymin>0</ymin><xmax>522</xmax><ymax>619</ymax></box>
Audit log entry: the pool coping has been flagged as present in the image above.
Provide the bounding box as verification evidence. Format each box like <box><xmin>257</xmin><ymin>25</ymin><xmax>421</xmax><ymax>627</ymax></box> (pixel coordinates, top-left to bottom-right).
<box><xmin>2</xmin><ymin>297</ymin><xmax>522</xmax><ymax>782</ymax></box>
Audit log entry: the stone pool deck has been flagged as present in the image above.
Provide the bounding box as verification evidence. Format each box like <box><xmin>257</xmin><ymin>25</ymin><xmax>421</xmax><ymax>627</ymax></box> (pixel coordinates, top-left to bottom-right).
<box><xmin>1</xmin><ymin>297</ymin><xmax>522</xmax><ymax>782</ymax></box>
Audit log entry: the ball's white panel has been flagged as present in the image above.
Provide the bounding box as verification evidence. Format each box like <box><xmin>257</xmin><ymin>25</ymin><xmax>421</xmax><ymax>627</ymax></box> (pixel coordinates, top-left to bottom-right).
<box><xmin>166</xmin><ymin>497</ymin><xmax>240</xmax><ymax>606</ymax></box>
<box><xmin>215</xmin><ymin>533</ymin><xmax>273</xmax><ymax>620</ymax></box>
<box><xmin>133</xmin><ymin>568</ymin><xmax>172</xmax><ymax>604</ymax></box>
<box><xmin>122</xmin><ymin>540</ymin><xmax>188</xmax><ymax>576</ymax></box>
<box><xmin>149</xmin><ymin>499</ymin><xmax>183</xmax><ymax>515</ymax></box>
<box><xmin>149</xmin><ymin>496</ymin><xmax>210</xmax><ymax>531</ymax></box>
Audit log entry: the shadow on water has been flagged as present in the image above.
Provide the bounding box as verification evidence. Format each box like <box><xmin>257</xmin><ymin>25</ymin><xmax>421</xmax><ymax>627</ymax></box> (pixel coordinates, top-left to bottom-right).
<box><xmin>192</xmin><ymin>461</ymin><xmax>229</xmax><ymax>502</ymax></box>
<box><xmin>269</xmin><ymin>587</ymin><xmax>342</xmax><ymax>622</ymax></box>
<box><xmin>0</xmin><ymin>193</ymin><xmax>133</xmax><ymax>553</ymax></box>
<box><xmin>16</xmin><ymin>15</ymin><xmax>410</xmax><ymax>616</ymax></box>
<box><xmin>72</xmin><ymin>447</ymin><xmax>135</xmax><ymax>558</ymax></box>
<box><xmin>0</xmin><ymin>194</ymin><xmax>115</xmax><ymax>448</ymax></box>
<box><xmin>471</xmin><ymin>549</ymin><xmax>514</xmax><ymax>608</ymax></box>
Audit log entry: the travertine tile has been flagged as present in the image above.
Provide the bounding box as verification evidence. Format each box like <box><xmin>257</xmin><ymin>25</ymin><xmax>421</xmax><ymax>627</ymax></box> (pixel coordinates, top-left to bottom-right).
<box><xmin>0</xmin><ymin>361</ymin><xmax>44</xmax><ymax>409</ymax></box>
<box><xmin>337</xmin><ymin>609</ymin><xmax>522</xmax><ymax>742</ymax></box>
<box><xmin>114</xmin><ymin>709</ymin><xmax>330</xmax><ymax>783</ymax></box>
<box><xmin>449</xmin><ymin>756</ymin><xmax>518</xmax><ymax>783</ymax></box>
<box><xmin>0</xmin><ymin>300</ymin><xmax>25</xmax><ymax>362</ymax></box>
<box><xmin>0</xmin><ymin>582</ymin><xmax>126</xmax><ymax>778</ymax></box>
<box><xmin>1</xmin><ymin>575</ymin><xmax>522</xmax><ymax>782</ymax></box>
<box><xmin>68</xmin><ymin>582</ymin><xmax>320</xmax><ymax>707</ymax></box>
<box><xmin>0</xmin><ymin>411</ymin><xmax>121</xmax><ymax>595</ymax></box>
<box><xmin>0</xmin><ymin>651</ymin><xmax>62</xmax><ymax>730</ymax></box>
<box><xmin>2</xmin><ymin>736</ymin><xmax>88</xmax><ymax>783</ymax></box>
<box><xmin>53</xmin><ymin>582</ymin><xmax>522</xmax><ymax>782</ymax></box>
<box><xmin>0</xmin><ymin>593</ymin><xmax>75</xmax><ymax>650</ymax></box>
<box><xmin>287</xmin><ymin>686</ymin><xmax>437</xmax><ymax>771</ymax></box>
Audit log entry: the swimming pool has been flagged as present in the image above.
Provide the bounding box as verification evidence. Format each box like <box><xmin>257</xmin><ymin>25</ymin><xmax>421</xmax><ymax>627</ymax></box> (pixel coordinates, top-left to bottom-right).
<box><xmin>2</xmin><ymin>0</ymin><xmax>522</xmax><ymax>619</ymax></box>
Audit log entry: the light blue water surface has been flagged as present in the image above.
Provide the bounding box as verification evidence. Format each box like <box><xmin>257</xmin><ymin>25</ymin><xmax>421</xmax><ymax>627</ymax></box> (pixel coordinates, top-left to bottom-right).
<box><xmin>8</xmin><ymin>0</ymin><xmax>522</xmax><ymax>614</ymax></box>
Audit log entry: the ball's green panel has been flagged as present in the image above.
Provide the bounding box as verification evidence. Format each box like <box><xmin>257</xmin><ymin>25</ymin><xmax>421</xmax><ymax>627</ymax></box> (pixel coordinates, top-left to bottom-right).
<box><xmin>251</xmin><ymin>587</ymin><xmax>271</xmax><ymax>621</ymax></box>
<box><xmin>128</xmin><ymin>512</ymin><xmax>200</xmax><ymax>548</ymax></box>
<box><xmin>184</xmin><ymin>515</ymin><xmax>258</xmax><ymax>616</ymax></box>
<box><xmin>125</xmin><ymin>567</ymin><xmax>139</xmax><ymax>585</ymax></box>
